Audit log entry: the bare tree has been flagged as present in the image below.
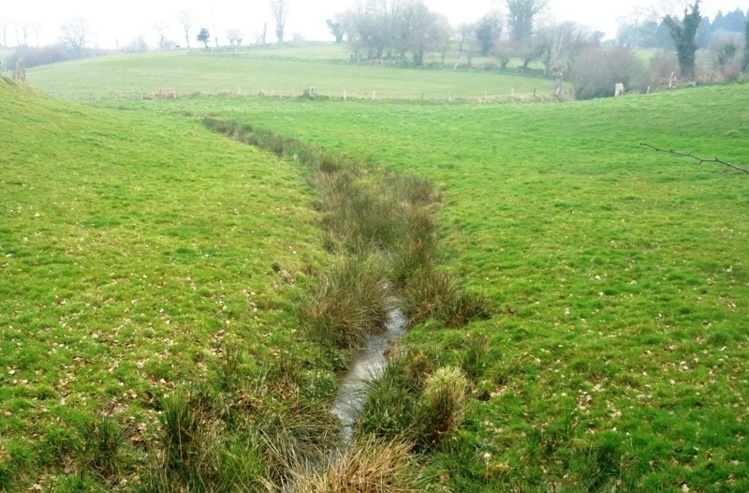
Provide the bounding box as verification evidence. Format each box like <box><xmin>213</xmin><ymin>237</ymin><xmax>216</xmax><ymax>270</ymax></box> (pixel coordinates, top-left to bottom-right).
<box><xmin>60</xmin><ymin>17</ymin><xmax>92</xmax><ymax>53</ymax></box>
<box><xmin>176</xmin><ymin>10</ymin><xmax>193</xmax><ymax>48</ymax></box>
<box><xmin>31</xmin><ymin>23</ymin><xmax>43</xmax><ymax>47</ymax></box>
<box><xmin>343</xmin><ymin>1</ymin><xmax>394</xmax><ymax>59</ymax></box>
<box><xmin>126</xmin><ymin>34</ymin><xmax>149</xmax><ymax>53</ymax></box>
<box><xmin>340</xmin><ymin>0</ymin><xmax>451</xmax><ymax>65</ymax></box>
<box><xmin>394</xmin><ymin>0</ymin><xmax>451</xmax><ymax>66</ymax></box>
<box><xmin>506</xmin><ymin>0</ymin><xmax>548</xmax><ymax>44</ymax></box>
<box><xmin>506</xmin><ymin>0</ymin><xmax>548</xmax><ymax>68</ymax></box>
<box><xmin>261</xmin><ymin>21</ymin><xmax>268</xmax><ymax>44</ymax></box>
<box><xmin>537</xmin><ymin>21</ymin><xmax>591</xmax><ymax>74</ymax></box>
<box><xmin>743</xmin><ymin>19</ymin><xmax>749</xmax><ymax>72</ymax></box>
<box><xmin>0</xmin><ymin>18</ymin><xmax>8</xmax><ymax>47</ymax></box>
<box><xmin>268</xmin><ymin>0</ymin><xmax>291</xmax><ymax>43</ymax></box>
<box><xmin>153</xmin><ymin>19</ymin><xmax>168</xmax><ymax>50</ymax></box>
<box><xmin>15</xmin><ymin>19</ymin><xmax>30</xmax><ymax>46</ymax></box>
<box><xmin>226</xmin><ymin>28</ymin><xmax>243</xmax><ymax>47</ymax></box>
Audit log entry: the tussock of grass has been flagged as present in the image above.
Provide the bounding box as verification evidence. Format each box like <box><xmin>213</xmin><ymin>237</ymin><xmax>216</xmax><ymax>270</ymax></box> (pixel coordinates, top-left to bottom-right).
<box><xmin>298</xmin><ymin>259</ymin><xmax>389</xmax><ymax>349</ymax></box>
<box><xmin>357</xmin><ymin>361</ymin><xmax>419</xmax><ymax>440</ymax></box>
<box><xmin>145</xmin><ymin>391</ymin><xmax>238</xmax><ymax>491</ymax></box>
<box><xmin>403</xmin><ymin>268</ymin><xmax>490</xmax><ymax>328</ymax></box>
<box><xmin>78</xmin><ymin>418</ymin><xmax>124</xmax><ymax>481</ymax></box>
<box><xmin>144</xmin><ymin>372</ymin><xmax>340</xmax><ymax>492</ymax></box>
<box><xmin>356</xmin><ymin>357</ymin><xmax>468</xmax><ymax>452</ymax></box>
<box><xmin>458</xmin><ymin>334</ymin><xmax>490</xmax><ymax>382</ymax></box>
<box><xmin>416</xmin><ymin>367</ymin><xmax>468</xmax><ymax>450</ymax></box>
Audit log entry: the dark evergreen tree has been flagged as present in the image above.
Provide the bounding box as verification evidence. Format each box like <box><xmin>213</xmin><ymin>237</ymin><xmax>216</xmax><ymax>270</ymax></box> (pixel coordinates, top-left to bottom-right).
<box><xmin>717</xmin><ymin>9</ymin><xmax>747</xmax><ymax>33</ymax></box>
<box><xmin>197</xmin><ymin>28</ymin><xmax>210</xmax><ymax>49</ymax></box>
<box><xmin>663</xmin><ymin>1</ymin><xmax>702</xmax><ymax>80</ymax></box>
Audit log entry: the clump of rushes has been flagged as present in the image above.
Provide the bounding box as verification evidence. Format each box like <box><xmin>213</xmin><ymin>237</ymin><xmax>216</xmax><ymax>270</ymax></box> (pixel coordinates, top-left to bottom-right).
<box><xmin>403</xmin><ymin>268</ymin><xmax>490</xmax><ymax>328</ymax></box>
<box><xmin>356</xmin><ymin>349</ymin><xmax>439</xmax><ymax>441</ymax></box>
<box><xmin>357</xmin><ymin>359</ymin><xmax>468</xmax><ymax>452</ymax></box>
<box><xmin>356</xmin><ymin>358</ymin><xmax>420</xmax><ymax>440</ymax></box>
<box><xmin>143</xmin><ymin>389</ymin><xmax>271</xmax><ymax>492</ymax></box>
<box><xmin>319</xmin><ymin>175</ymin><xmax>438</xmax><ymax>259</ymax></box>
<box><xmin>298</xmin><ymin>258</ymin><xmax>389</xmax><ymax>349</ymax></box>
<box><xmin>286</xmin><ymin>436</ymin><xmax>422</xmax><ymax>493</ymax></box>
<box><xmin>458</xmin><ymin>333</ymin><xmax>491</xmax><ymax>382</ymax></box>
<box><xmin>158</xmin><ymin>391</ymin><xmax>219</xmax><ymax>488</ymax></box>
<box><xmin>78</xmin><ymin>417</ymin><xmax>124</xmax><ymax>481</ymax></box>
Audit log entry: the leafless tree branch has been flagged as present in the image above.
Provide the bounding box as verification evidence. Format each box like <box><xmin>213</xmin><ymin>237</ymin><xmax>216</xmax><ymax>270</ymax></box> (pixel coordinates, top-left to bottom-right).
<box><xmin>640</xmin><ymin>142</ymin><xmax>749</xmax><ymax>175</ymax></box>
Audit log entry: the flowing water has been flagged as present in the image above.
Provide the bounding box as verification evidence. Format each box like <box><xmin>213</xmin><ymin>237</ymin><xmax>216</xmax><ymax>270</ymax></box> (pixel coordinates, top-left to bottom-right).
<box><xmin>330</xmin><ymin>306</ymin><xmax>407</xmax><ymax>444</ymax></box>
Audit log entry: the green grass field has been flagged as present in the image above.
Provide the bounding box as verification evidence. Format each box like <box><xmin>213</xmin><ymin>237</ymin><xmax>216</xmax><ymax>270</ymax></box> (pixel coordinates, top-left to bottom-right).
<box><xmin>28</xmin><ymin>49</ymin><xmax>554</xmax><ymax>103</ymax></box>
<box><xmin>7</xmin><ymin>50</ymin><xmax>749</xmax><ymax>491</ymax></box>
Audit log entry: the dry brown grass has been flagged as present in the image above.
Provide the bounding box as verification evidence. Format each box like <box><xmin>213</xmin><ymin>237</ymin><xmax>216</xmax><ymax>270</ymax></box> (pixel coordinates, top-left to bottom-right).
<box><xmin>288</xmin><ymin>436</ymin><xmax>422</xmax><ymax>493</ymax></box>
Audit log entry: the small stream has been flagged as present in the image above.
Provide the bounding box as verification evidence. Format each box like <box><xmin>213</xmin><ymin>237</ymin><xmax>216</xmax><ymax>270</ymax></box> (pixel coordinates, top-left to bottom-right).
<box><xmin>330</xmin><ymin>304</ymin><xmax>407</xmax><ymax>444</ymax></box>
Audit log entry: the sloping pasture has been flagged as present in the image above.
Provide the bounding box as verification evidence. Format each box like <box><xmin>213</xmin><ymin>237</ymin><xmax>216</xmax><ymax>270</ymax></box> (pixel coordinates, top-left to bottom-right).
<box><xmin>0</xmin><ymin>77</ymin><xmax>333</xmax><ymax>489</ymax></box>
<box><xmin>130</xmin><ymin>83</ymin><xmax>749</xmax><ymax>491</ymax></box>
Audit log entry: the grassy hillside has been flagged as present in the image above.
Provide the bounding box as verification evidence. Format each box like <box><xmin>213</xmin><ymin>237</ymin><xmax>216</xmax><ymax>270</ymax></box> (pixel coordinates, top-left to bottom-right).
<box><xmin>0</xmin><ymin>77</ymin><xmax>336</xmax><ymax>490</ymax></box>
<box><xmin>27</xmin><ymin>49</ymin><xmax>554</xmax><ymax>103</ymax></box>
<box><xmin>113</xmin><ymin>83</ymin><xmax>749</xmax><ymax>491</ymax></box>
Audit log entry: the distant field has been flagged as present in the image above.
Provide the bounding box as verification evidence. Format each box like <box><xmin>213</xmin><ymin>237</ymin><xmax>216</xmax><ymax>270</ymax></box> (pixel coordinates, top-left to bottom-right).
<box><xmin>28</xmin><ymin>49</ymin><xmax>554</xmax><ymax>103</ymax></box>
<box><xmin>116</xmin><ymin>83</ymin><xmax>749</xmax><ymax>491</ymax></box>
<box><xmin>226</xmin><ymin>41</ymin><xmax>351</xmax><ymax>60</ymax></box>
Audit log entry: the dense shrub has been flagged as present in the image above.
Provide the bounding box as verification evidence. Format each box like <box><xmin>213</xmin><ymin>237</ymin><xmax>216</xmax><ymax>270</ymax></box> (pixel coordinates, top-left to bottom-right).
<box><xmin>648</xmin><ymin>50</ymin><xmax>680</xmax><ymax>89</ymax></box>
<box><xmin>570</xmin><ymin>47</ymin><xmax>645</xmax><ymax>100</ymax></box>
<box><xmin>709</xmin><ymin>33</ymin><xmax>744</xmax><ymax>81</ymax></box>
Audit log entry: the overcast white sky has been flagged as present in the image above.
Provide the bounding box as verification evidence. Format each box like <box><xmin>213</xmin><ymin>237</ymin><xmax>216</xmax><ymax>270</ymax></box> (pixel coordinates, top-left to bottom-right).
<box><xmin>1</xmin><ymin>1</ymin><xmax>746</xmax><ymax>49</ymax></box>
